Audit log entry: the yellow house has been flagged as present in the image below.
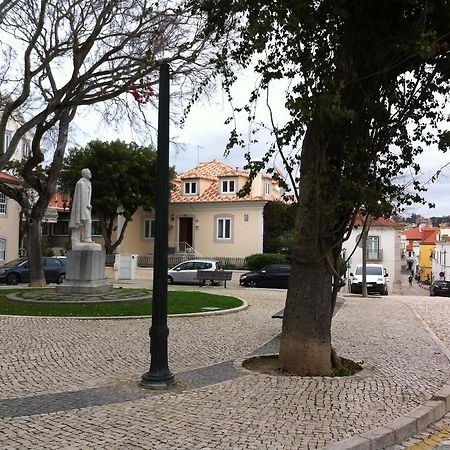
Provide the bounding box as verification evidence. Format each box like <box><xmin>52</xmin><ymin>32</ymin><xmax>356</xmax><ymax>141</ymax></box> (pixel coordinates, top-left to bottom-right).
<box><xmin>116</xmin><ymin>160</ymin><xmax>282</xmax><ymax>258</ymax></box>
<box><xmin>418</xmin><ymin>227</ymin><xmax>440</xmax><ymax>282</ymax></box>
<box><xmin>0</xmin><ymin>114</ymin><xmax>36</xmax><ymax>262</ymax></box>
<box><xmin>0</xmin><ymin>172</ymin><xmax>22</xmax><ymax>263</ymax></box>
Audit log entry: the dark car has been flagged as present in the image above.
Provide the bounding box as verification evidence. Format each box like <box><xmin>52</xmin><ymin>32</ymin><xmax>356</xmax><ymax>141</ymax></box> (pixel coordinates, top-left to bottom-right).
<box><xmin>429</xmin><ymin>280</ymin><xmax>450</xmax><ymax>297</ymax></box>
<box><xmin>240</xmin><ymin>264</ymin><xmax>290</xmax><ymax>288</ymax></box>
<box><xmin>0</xmin><ymin>257</ymin><xmax>66</xmax><ymax>285</ymax></box>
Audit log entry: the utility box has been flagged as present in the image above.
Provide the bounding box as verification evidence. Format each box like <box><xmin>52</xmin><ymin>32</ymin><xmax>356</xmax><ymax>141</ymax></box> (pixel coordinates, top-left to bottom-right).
<box><xmin>114</xmin><ymin>254</ymin><xmax>138</xmax><ymax>280</ymax></box>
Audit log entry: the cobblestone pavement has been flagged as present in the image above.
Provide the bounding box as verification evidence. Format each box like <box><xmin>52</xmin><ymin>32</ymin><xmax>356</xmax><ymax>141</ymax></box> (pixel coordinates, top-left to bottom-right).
<box><xmin>387</xmin><ymin>290</ymin><xmax>450</xmax><ymax>450</ymax></box>
<box><xmin>0</xmin><ymin>285</ymin><xmax>449</xmax><ymax>449</ymax></box>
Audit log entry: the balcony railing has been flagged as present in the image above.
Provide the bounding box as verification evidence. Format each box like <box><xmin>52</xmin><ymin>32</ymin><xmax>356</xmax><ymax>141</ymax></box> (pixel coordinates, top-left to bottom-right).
<box><xmin>366</xmin><ymin>248</ymin><xmax>383</xmax><ymax>261</ymax></box>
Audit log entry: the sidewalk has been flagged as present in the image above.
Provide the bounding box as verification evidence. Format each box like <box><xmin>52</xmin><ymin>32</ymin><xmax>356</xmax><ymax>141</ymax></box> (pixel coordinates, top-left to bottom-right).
<box><xmin>0</xmin><ymin>286</ymin><xmax>449</xmax><ymax>449</ymax></box>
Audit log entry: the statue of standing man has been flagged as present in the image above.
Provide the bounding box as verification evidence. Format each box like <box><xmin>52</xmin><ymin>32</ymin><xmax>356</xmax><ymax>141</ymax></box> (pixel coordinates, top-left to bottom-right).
<box><xmin>69</xmin><ymin>168</ymin><xmax>100</xmax><ymax>250</ymax></box>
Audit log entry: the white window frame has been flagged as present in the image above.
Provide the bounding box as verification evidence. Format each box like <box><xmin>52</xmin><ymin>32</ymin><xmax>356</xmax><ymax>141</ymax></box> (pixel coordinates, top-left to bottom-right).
<box><xmin>143</xmin><ymin>218</ymin><xmax>156</xmax><ymax>239</ymax></box>
<box><xmin>216</xmin><ymin>217</ymin><xmax>232</xmax><ymax>240</ymax></box>
<box><xmin>0</xmin><ymin>238</ymin><xmax>5</xmax><ymax>262</ymax></box>
<box><xmin>221</xmin><ymin>179</ymin><xmax>236</xmax><ymax>194</ymax></box>
<box><xmin>23</xmin><ymin>139</ymin><xmax>31</xmax><ymax>158</ymax></box>
<box><xmin>264</xmin><ymin>181</ymin><xmax>271</xmax><ymax>195</ymax></box>
<box><xmin>183</xmin><ymin>181</ymin><xmax>197</xmax><ymax>195</ymax></box>
<box><xmin>4</xmin><ymin>132</ymin><xmax>11</xmax><ymax>153</ymax></box>
<box><xmin>367</xmin><ymin>235</ymin><xmax>380</xmax><ymax>259</ymax></box>
<box><xmin>0</xmin><ymin>192</ymin><xmax>6</xmax><ymax>215</ymax></box>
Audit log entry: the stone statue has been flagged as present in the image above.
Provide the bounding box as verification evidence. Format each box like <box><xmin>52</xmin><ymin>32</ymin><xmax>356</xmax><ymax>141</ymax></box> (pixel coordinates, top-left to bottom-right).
<box><xmin>69</xmin><ymin>168</ymin><xmax>100</xmax><ymax>250</ymax></box>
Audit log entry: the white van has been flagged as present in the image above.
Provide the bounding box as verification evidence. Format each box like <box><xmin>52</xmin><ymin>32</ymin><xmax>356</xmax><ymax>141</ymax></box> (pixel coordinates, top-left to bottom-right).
<box><xmin>350</xmin><ymin>263</ymin><xmax>389</xmax><ymax>295</ymax></box>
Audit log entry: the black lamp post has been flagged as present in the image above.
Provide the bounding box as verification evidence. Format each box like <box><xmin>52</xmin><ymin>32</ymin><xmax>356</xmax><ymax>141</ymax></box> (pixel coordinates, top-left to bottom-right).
<box><xmin>140</xmin><ymin>62</ymin><xmax>175</xmax><ymax>389</ymax></box>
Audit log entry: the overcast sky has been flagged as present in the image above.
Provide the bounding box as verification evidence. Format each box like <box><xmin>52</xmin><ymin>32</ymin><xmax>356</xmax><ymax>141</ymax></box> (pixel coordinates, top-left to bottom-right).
<box><xmin>72</xmin><ymin>78</ymin><xmax>450</xmax><ymax>219</ymax></box>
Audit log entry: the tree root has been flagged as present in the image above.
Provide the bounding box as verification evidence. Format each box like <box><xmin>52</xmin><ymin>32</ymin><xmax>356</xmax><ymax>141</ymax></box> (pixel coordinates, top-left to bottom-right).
<box><xmin>331</xmin><ymin>347</ymin><xmax>342</xmax><ymax>370</ymax></box>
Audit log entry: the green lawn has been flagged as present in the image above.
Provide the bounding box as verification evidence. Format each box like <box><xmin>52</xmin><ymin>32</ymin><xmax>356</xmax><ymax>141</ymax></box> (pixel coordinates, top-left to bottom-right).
<box><xmin>0</xmin><ymin>289</ymin><xmax>243</xmax><ymax>317</ymax></box>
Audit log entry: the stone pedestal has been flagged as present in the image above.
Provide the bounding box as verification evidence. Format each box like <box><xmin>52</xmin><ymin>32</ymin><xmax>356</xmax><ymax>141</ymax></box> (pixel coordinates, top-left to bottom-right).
<box><xmin>56</xmin><ymin>249</ymin><xmax>112</xmax><ymax>294</ymax></box>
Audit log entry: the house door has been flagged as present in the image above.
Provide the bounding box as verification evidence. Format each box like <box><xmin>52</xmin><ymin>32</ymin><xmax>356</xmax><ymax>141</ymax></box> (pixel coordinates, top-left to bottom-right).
<box><xmin>178</xmin><ymin>217</ymin><xmax>193</xmax><ymax>251</ymax></box>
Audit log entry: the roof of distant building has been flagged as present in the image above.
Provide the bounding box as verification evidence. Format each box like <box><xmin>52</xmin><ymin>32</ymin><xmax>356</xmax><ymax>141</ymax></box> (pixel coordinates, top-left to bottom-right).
<box><xmin>0</xmin><ymin>171</ymin><xmax>22</xmax><ymax>186</ymax></box>
<box><xmin>420</xmin><ymin>227</ymin><xmax>440</xmax><ymax>245</ymax></box>
<box><xmin>354</xmin><ymin>215</ymin><xmax>403</xmax><ymax>228</ymax></box>
<box><xmin>47</xmin><ymin>192</ymin><xmax>70</xmax><ymax>211</ymax></box>
<box><xmin>171</xmin><ymin>160</ymin><xmax>278</xmax><ymax>204</ymax></box>
<box><xmin>176</xmin><ymin>160</ymin><xmax>250</xmax><ymax>181</ymax></box>
<box><xmin>402</xmin><ymin>227</ymin><xmax>422</xmax><ymax>240</ymax></box>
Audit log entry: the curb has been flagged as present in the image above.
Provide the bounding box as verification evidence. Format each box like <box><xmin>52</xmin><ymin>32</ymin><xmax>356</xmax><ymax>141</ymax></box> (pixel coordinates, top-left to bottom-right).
<box><xmin>0</xmin><ymin>298</ymin><xmax>249</xmax><ymax>320</ymax></box>
<box><xmin>325</xmin><ymin>303</ymin><xmax>450</xmax><ymax>450</ymax></box>
<box><xmin>325</xmin><ymin>386</ymin><xmax>450</xmax><ymax>449</ymax></box>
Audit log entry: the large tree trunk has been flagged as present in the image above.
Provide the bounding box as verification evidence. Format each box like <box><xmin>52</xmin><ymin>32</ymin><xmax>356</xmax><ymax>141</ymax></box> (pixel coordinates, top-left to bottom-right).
<box><xmin>27</xmin><ymin>213</ymin><xmax>46</xmax><ymax>287</ymax></box>
<box><xmin>279</xmin><ymin>120</ymin><xmax>335</xmax><ymax>376</ymax></box>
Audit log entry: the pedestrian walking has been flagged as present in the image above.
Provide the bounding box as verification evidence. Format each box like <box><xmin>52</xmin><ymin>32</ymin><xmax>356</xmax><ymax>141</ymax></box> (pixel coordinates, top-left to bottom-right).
<box><xmin>408</xmin><ymin>275</ymin><xmax>413</xmax><ymax>286</ymax></box>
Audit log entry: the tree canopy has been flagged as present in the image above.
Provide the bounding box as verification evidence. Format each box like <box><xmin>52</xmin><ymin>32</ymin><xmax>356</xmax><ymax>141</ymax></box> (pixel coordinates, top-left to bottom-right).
<box><xmin>61</xmin><ymin>140</ymin><xmax>175</xmax><ymax>254</ymax></box>
<box><xmin>193</xmin><ymin>0</ymin><xmax>450</xmax><ymax>375</ymax></box>
<box><xmin>0</xmin><ymin>0</ymin><xmax>214</xmax><ymax>285</ymax></box>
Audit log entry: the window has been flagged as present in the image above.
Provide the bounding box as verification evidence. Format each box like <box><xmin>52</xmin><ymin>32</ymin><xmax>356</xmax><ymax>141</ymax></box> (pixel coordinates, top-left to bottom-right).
<box><xmin>3</xmin><ymin>132</ymin><xmax>11</xmax><ymax>153</ymax></box>
<box><xmin>143</xmin><ymin>218</ymin><xmax>156</xmax><ymax>239</ymax></box>
<box><xmin>22</xmin><ymin>140</ymin><xmax>31</xmax><ymax>158</ymax></box>
<box><xmin>221</xmin><ymin>179</ymin><xmax>236</xmax><ymax>194</ymax></box>
<box><xmin>367</xmin><ymin>236</ymin><xmax>381</xmax><ymax>260</ymax></box>
<box><xmin>42</xmin><ymin>222</ymin><xmax>50</xmax><ymax>236</ymax></box>
<box><xmin>52</xmin><ymin>221</ymin><xmax>69</xmax><ymax>235</ymax></box>
<box><xmin>217</xmin><ymin>217</ymin><xmax>231</xmax><ymax>239</ymax></box>
<box><xmin>355</xmin><ymin>266</ymin><xmax>383</xmax><ymax>276</ymax></box>
<box><xmin>44</xmin><ymin>258</ymin><xmax>63</xmax><ymax>267</ymax></box>
<box><xmin>91</xmin><ymin>221</ymin><xmax>102</xmax><ymax>236</ymax></box>
<box><xmin>177</xmin><ymin>261</ymin><xmax>196</xmax><ymax>270</ymax></box>
<box><xmin>0</xmin><ymin>192</ymin><xmax>6</xmax><ymax>214</ymax></box>
<box><xmin>184</xmin><ymin>181</ymin><xmax>197</xmax><ymax>195</ymax></box>
<box><xmin>0</xmin><ymin>239</ymin><xmax>5</xmax><ymax>262</ymax></box>
<box><xmin>264</xmin><ymin>181</ymin><xmax>271</xmax><ymax>195</ymax></box>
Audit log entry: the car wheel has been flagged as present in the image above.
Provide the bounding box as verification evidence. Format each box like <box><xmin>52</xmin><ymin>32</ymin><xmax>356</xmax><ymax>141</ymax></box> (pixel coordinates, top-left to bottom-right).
<box><xmin>248</xmin><ymin>280</ymin><xmax>257</xmax><ymax>288</ymax></box>
<box><xmin>57</xmin><ymin>273</ymin><xmax>65</xmax><ymax>285</ymax></box>
<box><xmin>6</xmin><ymin>273</ymin><xmax>19</xmax><ymax>285</ymax></box>
<box><xmin>168</xmin><ymin>276</ymin><xmax>174</xmax><ymax>285</ymax></box>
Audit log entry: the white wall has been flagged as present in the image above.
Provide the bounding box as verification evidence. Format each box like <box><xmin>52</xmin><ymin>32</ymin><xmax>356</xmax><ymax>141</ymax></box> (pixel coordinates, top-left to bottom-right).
<box><xmin>345</xmin><ymin>225</ymin><xmax>402</xmax><ymax>293</ymax></box>
<box><xmin>432</xmin><ymin>240</ymin><xmax>450</xmax><ymax>281</ymax></box>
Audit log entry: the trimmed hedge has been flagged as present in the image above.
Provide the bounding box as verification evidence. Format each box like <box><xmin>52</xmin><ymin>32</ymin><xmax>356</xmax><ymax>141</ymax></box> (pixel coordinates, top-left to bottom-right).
<box><xmin>245</xmin><ymin>253</ymin><xmax>288</xmax><ymax>271</ymax></box>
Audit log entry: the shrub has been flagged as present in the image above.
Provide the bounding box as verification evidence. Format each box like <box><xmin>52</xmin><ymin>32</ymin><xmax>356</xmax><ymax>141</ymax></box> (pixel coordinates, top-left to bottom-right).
<box><xmin>245</xmin><ymin>253</ymin><xmax>287</xmax><ymax>271</ymax></box>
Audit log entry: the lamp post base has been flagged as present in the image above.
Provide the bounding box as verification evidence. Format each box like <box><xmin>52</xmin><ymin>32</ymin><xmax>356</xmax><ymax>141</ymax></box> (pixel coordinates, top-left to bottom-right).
<box><xmin>139</xmin><ymin>371</ymin><xmax>176</xmax><ymax>390</ymax></box>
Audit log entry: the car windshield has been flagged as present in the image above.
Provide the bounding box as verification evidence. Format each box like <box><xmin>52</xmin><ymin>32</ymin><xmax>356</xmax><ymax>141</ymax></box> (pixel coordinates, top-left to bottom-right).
<box><xmin>355</xmin><ymin>266</ymin><xmax>383</xmax><ymax>275</ymax></box>
<box><xmin>1</xmin><ymin>258</ymin><xmax>27</xmax><ymax>268</ymax></box>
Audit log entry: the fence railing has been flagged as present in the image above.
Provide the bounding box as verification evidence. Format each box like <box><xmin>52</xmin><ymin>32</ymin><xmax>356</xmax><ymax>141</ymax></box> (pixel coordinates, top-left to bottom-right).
<box><xmin>366</xmin><ymin>248</ymin><xmax>383</xmax><ymax>261</ymax></box>
<box><xmin>105</xmin><ymin>254</ymin><xmax>247</xmax><ymax>269</ymax></box>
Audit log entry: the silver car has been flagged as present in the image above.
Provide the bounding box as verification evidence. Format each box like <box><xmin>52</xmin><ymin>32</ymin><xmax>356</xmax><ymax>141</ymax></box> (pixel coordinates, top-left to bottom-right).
<box><xmin>167</xmin><ymin>259</ymin><xmax>222</xmax><ymax>285</ymax></box>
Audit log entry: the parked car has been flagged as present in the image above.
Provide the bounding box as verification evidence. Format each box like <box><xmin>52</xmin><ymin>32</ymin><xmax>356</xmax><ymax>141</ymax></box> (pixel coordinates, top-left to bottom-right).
<box><xmin>349</xmin><ymin>263</ymin><xmax>389</xmax><ymax>295</ymax></box>
<box><xmin>167</xmin><ymin>259</ymin><xmax>223</xmax><ymax>285</ymax></box>
<box><xmin>239</xmin><ymin>264</ymin><xmax>290</xmax><ymax>288</ymax></box>
<box><xmin>429</xmin><ymin>280</ymin><xmax>450</xmax><ymax>297</ymax></box>
<box><xmin>0</xmin><ymin>257</ymin><xmax>66</xmax><ymax>285</ymax></box>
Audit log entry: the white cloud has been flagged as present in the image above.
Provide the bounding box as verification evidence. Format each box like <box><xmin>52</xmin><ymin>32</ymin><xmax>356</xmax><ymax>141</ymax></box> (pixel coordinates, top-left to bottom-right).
<box><xmin>72</xmin><ymin>72</ymin><xmax>450</xmax><ymax>218</ymax></box>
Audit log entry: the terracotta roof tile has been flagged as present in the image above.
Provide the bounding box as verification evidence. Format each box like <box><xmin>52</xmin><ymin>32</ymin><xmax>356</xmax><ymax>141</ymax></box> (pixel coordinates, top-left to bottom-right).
<box><xmin>0</xmin><ymin>172</ymin><xmax>22</xmax><ymax>185</ymax></box>
<box><xmin>178</xmin><ymin>160</ymin><xmax>249</xmax><ymax>180</ymax></box>
<box><xmin>354</xmin><ymin>215</ymin><xmax>402</xmax><ymax>228</ymax></box>
<box><xmin>402</xmin><ymin>227</ymin><xmax>422</xmax><ymax>240</ymax></box>
<box><xmin>421</xmin><ymin>227</ymin><xmax>440</xmax><ymax>245</ymax></box>
<box><xmin>47</xmin><ymin>192</ymin><xmax>70</xmax><ymax>211</ymax></box>
<box><xmin>171</xmin><ymin>160</ymin><xmax>277</xmax><ymax>204</ymax></box>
